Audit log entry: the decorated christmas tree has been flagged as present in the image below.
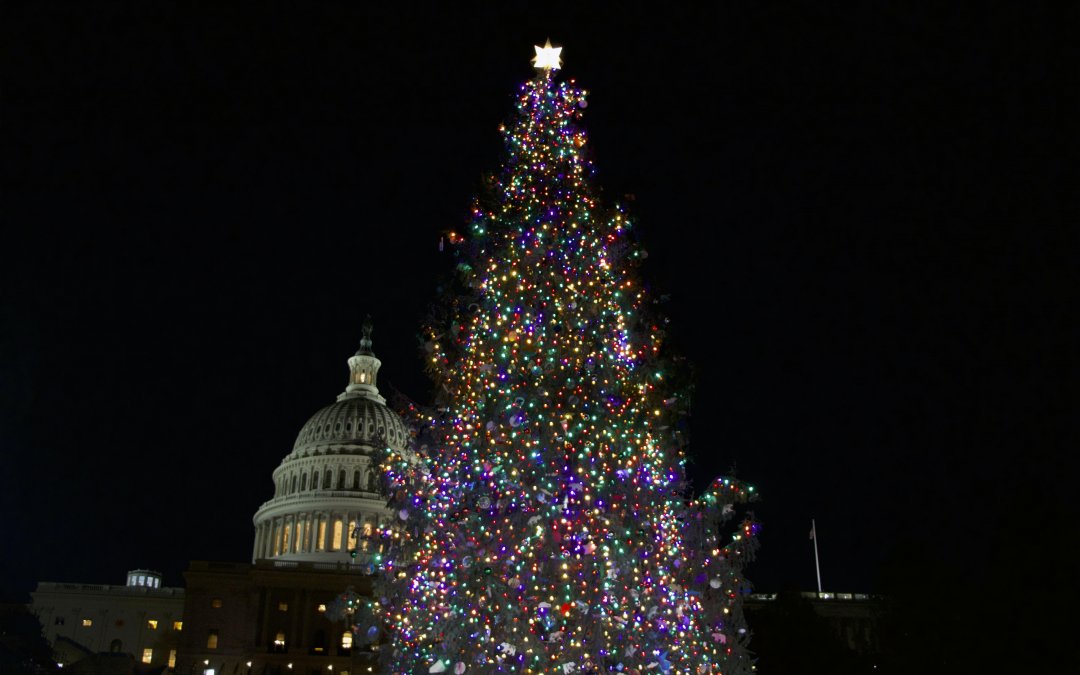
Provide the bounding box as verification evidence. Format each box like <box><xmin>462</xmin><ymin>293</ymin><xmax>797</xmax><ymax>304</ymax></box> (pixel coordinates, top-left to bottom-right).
<box><xmin>368</xmin><ymin>43</ymin><xmax>760</xmax><ymax>675</ymax></box>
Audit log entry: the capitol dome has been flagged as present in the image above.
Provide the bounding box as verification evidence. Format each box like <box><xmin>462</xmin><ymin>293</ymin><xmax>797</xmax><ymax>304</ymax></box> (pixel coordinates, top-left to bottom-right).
<box><xmin>291</xmin><ymin>392</ymin><xmax>408</xmax><ymax>454</ymax></box>
<box><xmin>251</xmin><ymin>318</ymin><xmax>409</xmax><ymax>565</ymax></box>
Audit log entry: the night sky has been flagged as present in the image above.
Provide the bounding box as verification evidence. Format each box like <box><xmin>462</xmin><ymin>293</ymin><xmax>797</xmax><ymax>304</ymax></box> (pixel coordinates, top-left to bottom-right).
<box><xmin>1</xmin><ymin>1</ymin><xmax>1069</xmax><ymax>606</ymax></box>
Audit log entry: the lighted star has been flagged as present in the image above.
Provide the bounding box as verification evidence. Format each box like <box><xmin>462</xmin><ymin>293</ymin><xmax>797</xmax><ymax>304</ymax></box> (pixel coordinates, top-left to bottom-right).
<box><xmin>532</xmin><ymin>39</ymin><xmax>562</xmax><ymax>70</ymax></box>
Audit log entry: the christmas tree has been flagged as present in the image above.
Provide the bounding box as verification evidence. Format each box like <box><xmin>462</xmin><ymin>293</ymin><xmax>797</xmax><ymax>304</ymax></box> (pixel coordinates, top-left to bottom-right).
<box><xmin>370</xmin><ymin>42</ymin><xmax>760</xmax><ymax>675</ymax></box>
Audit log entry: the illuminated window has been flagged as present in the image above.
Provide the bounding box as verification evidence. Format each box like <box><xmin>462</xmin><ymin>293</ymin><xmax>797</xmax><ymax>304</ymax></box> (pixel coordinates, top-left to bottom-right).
<box><xmin>347</xmin><ymin>519</ymin><xmax>358</xmax><ymax>549</ymax></box>
<box><xmin>147</xmin><ymin>620</ymin><xmax>158</xmax><ymax>630</ymax></box>
<box><xmin>278</xmin><ymin>602</ymin><xmax>288</xmax><ymax>612</ymax></box>
<box><xmin>282</xmin><ymin>522</ymin><xmax>291</xmax><ymax>552</ymax></box>
<box><xmin>316</xmin><ymin>517</ymin><xmax>327</xmax><ymax>551</ymax></box>
<box><xmin>341</xmin><ymin>631</ymin><xmax>353</xmax><ymax>649</ymax></box>
<box><xmin>317</xmin><ymin>604</ymin><xmax>327</xmax><ymax>612</ymax></box>
<box><xmin>173</xmin><ymin>621</ymin><xmax>183</xmax><ymax>631</ymax></box>
<box><xmin>360</xmin><ymin>521</ymin><xmax>373</xmax><ymax>552</ymax></box>
<box><xmin>211</xmin><ymin>598</ymin><xmax>223</xmax><ymax>608</ymax></box>
<box><xmin>207</xmin><ymin>630</ymin><xmax>219</xmax><ymax>649</ymax></box>
<box><xmin>82</xmin><ymin>618</ymin><xmax>93</xmax><ymax>627</ymax></box>
<box><xmin>274</xmin><ymin>631</ymin><xmax>286</xmax><ymax>647</ymax></box>
<box><xmin>168</xmin><ymin>650</ymin><xmax>176</xmax><ymax>668</ymax></box>
<box><xmin>331</xmin><ymin>519</ymin><xmax>343</xmax><ymax>550</ymax></box>
<box><xmin>142</xmin><ymin>648</ymin><xmax>153</xmax><ymax>664</ymax></box>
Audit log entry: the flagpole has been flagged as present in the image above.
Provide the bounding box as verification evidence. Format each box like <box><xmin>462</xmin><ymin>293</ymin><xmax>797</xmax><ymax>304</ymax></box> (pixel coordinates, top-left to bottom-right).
<box><xmin>811</xmin><ymin>518</ymin><xmax>823</xmax><ymax>595</ymax></box>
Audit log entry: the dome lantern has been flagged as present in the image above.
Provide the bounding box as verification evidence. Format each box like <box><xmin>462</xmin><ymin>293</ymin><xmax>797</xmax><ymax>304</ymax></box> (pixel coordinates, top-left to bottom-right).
<box><xmin>341</xmin><ymin>315</ymin><xmax>384</xmax><ymax>403</ymax></box>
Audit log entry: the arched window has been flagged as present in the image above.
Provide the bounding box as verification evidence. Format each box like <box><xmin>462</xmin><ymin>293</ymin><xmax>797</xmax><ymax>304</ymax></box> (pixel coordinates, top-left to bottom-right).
<box><xmin>311</xmin><ymin>472</ymin><xmax>319</xmax><ymax>490</ymax></box>
<box><xmin>291</xmin><ymin>475</ymin><xmax>297</xmax><ymax>493</ymax></box>
<box><xmin>325</xmin><ymin>470</ymin><xmax>332</xmax><ymax>489</ymax></box>
<box><xmin>353</xmin><ymin>470</ymin><xmax>361</xmax><ymax>489</ymax></box>
<box><xmin>110</xmin><ymin>639</ymin><xmax>122</xmax><ymax>653</ymax></box>
<box><xmin>301</xmin><ymin>473</ymin><xmax>307</xmax><ymax>491</ymax></box>
<box><xmin>338</xmin><ymin>470</ymin><xmax>346</xmax><ymax>490</ymax></box>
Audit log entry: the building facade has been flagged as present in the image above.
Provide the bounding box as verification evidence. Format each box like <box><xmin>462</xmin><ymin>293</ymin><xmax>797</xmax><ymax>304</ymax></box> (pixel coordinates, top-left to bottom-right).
<box><xmin>30</xmin><ymin>569</ymin><xmax>185</xmax><ymax>670</ymax></box>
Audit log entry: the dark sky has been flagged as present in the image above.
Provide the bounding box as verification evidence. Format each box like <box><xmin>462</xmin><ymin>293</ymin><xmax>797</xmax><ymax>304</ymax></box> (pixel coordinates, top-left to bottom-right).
<box><xmin>1</xmin><ymin>2</ymin><xmax>1070</xmax><ymax>602</ymax></box>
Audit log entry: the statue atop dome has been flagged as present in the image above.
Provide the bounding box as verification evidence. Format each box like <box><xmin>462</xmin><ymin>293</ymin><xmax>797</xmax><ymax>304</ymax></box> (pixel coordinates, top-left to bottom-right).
<box><xmin>356</xmin><ymin>315</ymin><xmax>375</xmax><ymax>356</ymax></box>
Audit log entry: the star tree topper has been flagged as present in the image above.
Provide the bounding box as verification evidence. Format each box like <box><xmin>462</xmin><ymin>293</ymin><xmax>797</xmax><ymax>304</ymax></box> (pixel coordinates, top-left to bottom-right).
<box><xmin>532</xmin><ymin>39</ymin><xmax>562</xmax><ymax>71</ymax></box>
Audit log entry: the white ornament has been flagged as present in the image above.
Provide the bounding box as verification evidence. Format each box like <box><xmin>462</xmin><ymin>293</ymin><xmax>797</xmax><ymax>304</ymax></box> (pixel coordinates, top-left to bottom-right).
<box><xmin>429</xmin><ymin>661</ymin><xmax>447</xmax><ymax>674</ymax></box>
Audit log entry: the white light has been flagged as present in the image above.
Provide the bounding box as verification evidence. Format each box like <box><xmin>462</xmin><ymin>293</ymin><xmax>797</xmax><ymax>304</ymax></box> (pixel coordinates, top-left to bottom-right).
<box><xmin>532</xmin><ymin>39</ymin><xmax>562</xmax><ymax>70</ymax></box>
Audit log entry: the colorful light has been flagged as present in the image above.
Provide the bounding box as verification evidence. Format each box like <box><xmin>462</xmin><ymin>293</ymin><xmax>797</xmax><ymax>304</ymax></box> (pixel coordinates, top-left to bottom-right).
<box><xmin>370</xmin><ymin>49</ymin><xmax>761</xmax><ymax>675</ymax></box>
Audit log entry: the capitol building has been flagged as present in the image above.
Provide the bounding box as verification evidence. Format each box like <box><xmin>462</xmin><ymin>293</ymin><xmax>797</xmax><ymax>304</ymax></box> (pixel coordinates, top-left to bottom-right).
<box><xmin>31</xmin><ymin>320</ymin><xmax>410</xmax><ymax>675</ymax></box>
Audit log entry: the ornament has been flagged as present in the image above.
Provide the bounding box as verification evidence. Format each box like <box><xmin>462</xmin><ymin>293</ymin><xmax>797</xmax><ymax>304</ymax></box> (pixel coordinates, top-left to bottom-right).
<box><xmin>455</xmin><ymin>663</ymin><xmax>466</xmax><ymax>675</ymax></box>
<box><xmin>709</xmin><ymin>578</ymin><xmax>722</xmax><ymax>589</ymax></box>
<box><xmin>366</xmin><ymin>625</ymin><xmax>379</xmax><ymax>640</ymax></box>
<box><xmin>398</xmin><ymin>509</ymin><xmax>409</xmax><ymax>520</ymax></box>
<box><xmin>430</xmin><ymin>661</ymin><xmax>447</xmax><ymax>673</ymax></box>
<box><xmin>560</xmin><ymin>602</ymin><xmax>573</xmax><ymax>616</ymax></box>
<box><xmin>477</xmin><ymin>496</ymin><xmax>491</xmax><ymax>509</ymax></box>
